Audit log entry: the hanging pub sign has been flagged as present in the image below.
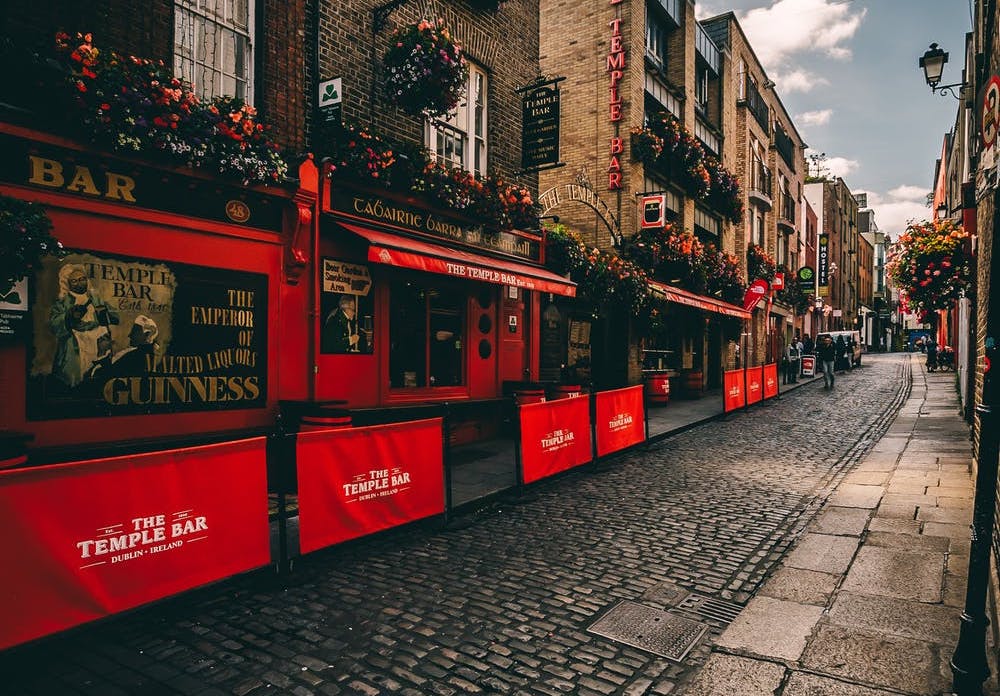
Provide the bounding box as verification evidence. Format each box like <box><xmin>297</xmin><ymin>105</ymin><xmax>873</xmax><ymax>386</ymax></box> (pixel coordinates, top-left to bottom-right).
<box><xmin>27</xmin><ymin>251</ymin><xmax>268</xmax><ymax>420</ymax></box>
<box><xmin>771</xmin><ymin>272</ymin><xmax>785</xmax><ymax>291</ymax></box>
<box><xmin>817</xmin><ymin>234</ymin><xmax>830</xmax><ymax>296</ymax></box>
<box><xmin>641</xmin><ymin>194</ymin><xmax>666</xmax><ymax>228</ymax></box>
<box><xmin>521</xmin><ymin>79</ymin><xmax>562</xmax><ymax>170</ymax></box>
<box><xmin>797</xmin><ymin>265</ymin><xmax>815</xmax><ymax>292</ymax></box>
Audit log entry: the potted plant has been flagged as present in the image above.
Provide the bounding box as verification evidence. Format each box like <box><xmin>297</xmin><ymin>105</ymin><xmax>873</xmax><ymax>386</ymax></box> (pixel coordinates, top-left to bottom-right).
<box><xmin>383</xmin><ymin>19</ymin><xmax>468</xmax><ymax>118</ymax></box>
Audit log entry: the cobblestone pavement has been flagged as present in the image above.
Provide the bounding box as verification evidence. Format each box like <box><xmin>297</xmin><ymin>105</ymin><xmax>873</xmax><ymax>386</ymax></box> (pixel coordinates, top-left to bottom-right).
<box><xmin>1</xmin><ymin>354</ymin><xmax>909</xmax><ymax>696</ymax></box>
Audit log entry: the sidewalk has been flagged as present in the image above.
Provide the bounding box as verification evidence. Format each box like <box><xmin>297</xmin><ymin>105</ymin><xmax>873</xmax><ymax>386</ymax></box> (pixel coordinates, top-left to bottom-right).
<box><xmin>679</xmin><ymin>353</ymin><xmax>987</xmax><ymax>696</ymax></box>
<box><xmin>449</xmin><ymin>369</ymin><xmax>823</xmax><ymax>507</ymax></box>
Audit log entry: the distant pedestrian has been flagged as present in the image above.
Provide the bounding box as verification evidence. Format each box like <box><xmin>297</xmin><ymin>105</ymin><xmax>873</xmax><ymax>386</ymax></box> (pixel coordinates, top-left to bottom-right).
<box><xmin>802</xmin><ymin>335</ymin><xmax>814</xmax><ymax>355</ymax></box>
<box><xmin>817</xmin><ymin>334</ymin><xmax>836</xmax><ymax>389</ymax></box>
<box><xmin>925</xmin><ymin>336</ymin><xmax>938</xmax><ymax>372</ymax></box>
<box><xmin>834</xmin><ymin>335</ymin><xmax>848</xmax><ymax>372</ymax></box>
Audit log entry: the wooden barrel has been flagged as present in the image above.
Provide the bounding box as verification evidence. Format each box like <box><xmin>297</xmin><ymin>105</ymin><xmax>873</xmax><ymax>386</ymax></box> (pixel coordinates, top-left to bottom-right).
<box><xmin>644</xmin><ymin>374</ymin><xmax>670</xmax><ymax>405</ymax></box>
<box><xmin>299</xmin><ymin>408</ymin><xmax>352</xmax><ymax>432</ymax></box>
<box><xmin>684</xmin><ymin>370</ymin><xmax>704</xmax><ymax>398</ymax></box>
<box><xmin>514</xmin><ymin>389</ymin><xmax>546</xmax><ymax>406</ymax></box>
<box><xmin>548</xmin><ymin>384</ymin><xmax>582</xmax><ymax>400</ymax></box>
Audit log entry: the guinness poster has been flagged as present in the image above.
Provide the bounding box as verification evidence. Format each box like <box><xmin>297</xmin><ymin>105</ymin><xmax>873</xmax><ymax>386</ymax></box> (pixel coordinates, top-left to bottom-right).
<box><xmin>28</xmin><ymin>251</ymin><xmax>267</xmax><ymax>419</ymax></box>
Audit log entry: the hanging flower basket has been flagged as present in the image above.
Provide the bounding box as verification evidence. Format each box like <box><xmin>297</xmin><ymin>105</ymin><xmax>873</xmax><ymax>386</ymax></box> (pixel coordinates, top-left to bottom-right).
<box><xmin>1</xmin><ymin>194</ymin><xmax>63</xmax><ymax>296</ymax></box>
<box><xmin>383</xmin><ymin>19</ymin><xmax>468</xmax><ymax>118</ymax></box>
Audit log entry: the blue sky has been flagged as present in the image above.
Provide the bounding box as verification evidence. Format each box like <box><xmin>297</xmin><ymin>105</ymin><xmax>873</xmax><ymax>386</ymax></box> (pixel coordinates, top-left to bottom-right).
<box><xmin>696</xmin><ymin>0</ymin><xmax>972</xmax><ymax>238</ymax></box>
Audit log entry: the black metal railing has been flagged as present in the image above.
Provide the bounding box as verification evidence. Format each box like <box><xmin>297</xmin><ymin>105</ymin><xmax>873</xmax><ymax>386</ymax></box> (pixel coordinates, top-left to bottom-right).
<box><xmin>741</xmin><ymin>78</ymin><xmax>770</xmax><ymax>131</ymax></box>
<box><xmin>775</xmin><ymin>125</ymin><xmax>796</xmax><ymax>170</ymax></box>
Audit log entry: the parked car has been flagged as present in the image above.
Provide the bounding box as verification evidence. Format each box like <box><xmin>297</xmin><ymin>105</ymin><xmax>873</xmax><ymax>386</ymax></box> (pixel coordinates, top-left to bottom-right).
<box><xmin>817</xmin><ymin>330</ymin><xmax>863</xmax><ymax>367</ymax></box>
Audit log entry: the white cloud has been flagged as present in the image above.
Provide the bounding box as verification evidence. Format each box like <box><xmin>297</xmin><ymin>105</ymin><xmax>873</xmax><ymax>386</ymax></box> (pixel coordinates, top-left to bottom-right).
<box><xmin>797</xmin><ymin>109</ymin><xmax>833</xmax><ymax>126</ymax></box>
<box><xmin>856</xmin><ymin>187</ymin><xmax>932</xmax><ymax>237</ymax></box>
<box><xmin>739</xmin><ymin>0</ymin><xmax>867</xmax><ymax>72</ymax></box>
<box><xmin>824</xmin><ymin>156</ymin><xmax>859</xmax><ymax>179</ymax></box>
<box><xmin>773</xmin><ymin>69</ymin><xmax>828</xmax><ymax>94</ymax></box>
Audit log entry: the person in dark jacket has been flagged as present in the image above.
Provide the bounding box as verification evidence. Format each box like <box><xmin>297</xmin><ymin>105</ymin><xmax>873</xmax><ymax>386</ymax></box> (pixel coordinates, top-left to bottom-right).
<box><xmin>834</xmin><ymin>335</ymin><xmax>848</xmax><ymax>372</ymax></box>
<box><xmin>817</xmin><ymin>334</ymin><xmax>837</xmax><ymax>389</ymax></box>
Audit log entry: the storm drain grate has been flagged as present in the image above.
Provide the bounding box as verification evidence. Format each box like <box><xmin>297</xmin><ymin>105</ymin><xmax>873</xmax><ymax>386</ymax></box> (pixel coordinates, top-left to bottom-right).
<box><xmin>675</xmin><ymin>594</ymin><xmax>743</xmax><ymax>626</ymax></box>
<box><xmin>587</xmin><ymin>600</ymin><xmax>707</xmax><ymax>662</ymax></box>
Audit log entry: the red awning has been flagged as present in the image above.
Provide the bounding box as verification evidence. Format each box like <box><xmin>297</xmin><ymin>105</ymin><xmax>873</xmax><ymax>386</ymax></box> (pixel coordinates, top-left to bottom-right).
<box><xmin>649</xmin><ymin>281</ymin><xmax>751</xmax><ymax>320</ymax></box>
<box><xmin>335</xmin><ymin>222</ymin><xmax>576</xmax><ymax>297</ymax></box>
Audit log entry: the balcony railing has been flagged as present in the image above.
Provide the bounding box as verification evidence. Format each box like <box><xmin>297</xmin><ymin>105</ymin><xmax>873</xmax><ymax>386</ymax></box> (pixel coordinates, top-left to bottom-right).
<box><xmin>740</xmin><ymin>78</ymin><xmax>770</xmax><ymax>131</ymax></box>
<box><xmin>778</xmin><ymin>194</ymin><xmax>796</xmax><ymax>226</ymax></box>
<box><xmin>696</xmin><ymin>22</ymin><xmax>721</xmax><ymax>74</ymax></box>
<box><xmin>748</xmin><ymin>159</ymin><xmax>772</xmax><ymax>210</ymax></box>
<box><xmin>774</xmin><ymin>125</ymin><xmax>795</xmax><ymax>170</ymax></box>
<box><xmin>652</xmin><ymin>0</ymin><xmax>681</xmax><ymax>25</ymax></box>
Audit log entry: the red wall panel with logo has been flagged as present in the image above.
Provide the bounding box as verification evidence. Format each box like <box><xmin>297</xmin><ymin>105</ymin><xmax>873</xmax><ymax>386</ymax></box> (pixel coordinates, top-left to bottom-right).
<box><xmin>763</xmin><ymin>363</ymin><xmax>779</xmax><ymax>399</ymax></box>
<box><xmin>0</xmin><ymin>438</ymin><xmax>270</xmax><ymax>650</ymax></box>
<box><xmin>594</xmin><ymin>386</ymin><xmax>645</xmax><ymax>457</ymax></box>
<box><xmin>746</xmin><ymin>366</ymin><xmax>764</xmax><ymax>405</ymax></box>
<box><xmin>519</xmin><ymin>397</ymin><xmax>592</xmax><ymax>484</ymax></box>
<box><xmin>723</xmin><ymin>369</ymin><xmax>745</xmax><ymax>412</ymax></box>
<box><xmin>295</xmin><ymin>418</ymin><xmax>446</xmax><ymax>553</ymax></box>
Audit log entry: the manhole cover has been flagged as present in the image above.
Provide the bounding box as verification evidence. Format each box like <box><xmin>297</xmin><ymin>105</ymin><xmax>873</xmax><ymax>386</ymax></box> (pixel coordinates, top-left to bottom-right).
<box><xmin>587</xmin><ymin>600</ymin><xmax>707</xmax><ymax>662</ymax></box>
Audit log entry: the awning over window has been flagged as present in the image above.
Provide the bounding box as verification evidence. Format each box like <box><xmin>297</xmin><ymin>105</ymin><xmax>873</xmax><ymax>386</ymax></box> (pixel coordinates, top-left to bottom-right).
<box><xmin>648</xmin><ymin>280</ymin><xmax>751</xmax><ymax>320</ymax></box>
<box><xmin>335</xmin><ymin>221</ymin><xmax>577</xmax><ymax>297</ymax></box>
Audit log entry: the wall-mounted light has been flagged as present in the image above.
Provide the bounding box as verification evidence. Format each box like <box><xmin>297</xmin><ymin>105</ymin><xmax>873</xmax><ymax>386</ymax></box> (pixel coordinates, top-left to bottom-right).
<box><xmin>919</xmin><ymin>43</ymin><xmax>968</xmax><ymax>100</ymax></box>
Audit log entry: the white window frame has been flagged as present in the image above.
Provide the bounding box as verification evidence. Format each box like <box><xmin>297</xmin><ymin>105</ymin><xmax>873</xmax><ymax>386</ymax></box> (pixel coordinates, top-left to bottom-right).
<box><xmin>174</xmin><ymin>0</ymin><xmax>254</xmax><ymax>102</ymax></box>
<box><xmin>645</xmin><ymin>11</ymin><xmax>668</xmax><ymax>69</ymax></box>
<box><xmin>426</xmin><ymin>63</ymin><xmax>488</xmax><ymax>178</ymax></box>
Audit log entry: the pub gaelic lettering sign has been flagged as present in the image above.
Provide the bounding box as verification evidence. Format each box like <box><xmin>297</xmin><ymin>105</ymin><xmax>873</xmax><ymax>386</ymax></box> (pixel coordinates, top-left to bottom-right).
<box><xmin>330</xmin><ymin>188</ymin><xmax>542</xmax><ymax>263</ymax></box>
<box><xmin>28</xmin><ymin>251</ymin><xmax>267</xmax><ymax>419</ymax></box>
<box><xmin>521</xmin><ymin>82</ymin><xmax>561</xmax><ymax>169</ymax></box>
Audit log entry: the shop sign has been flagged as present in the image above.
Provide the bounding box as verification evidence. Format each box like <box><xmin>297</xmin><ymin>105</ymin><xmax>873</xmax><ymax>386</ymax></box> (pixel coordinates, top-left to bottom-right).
<box><xmin>331</xmin><ymin>188</ymin><xmax>541</xmax><ymax>262</ymax></box>
<box><xmin>607</xmin><ymin>0</ymin><xmax>626</xmax><ymax>190</ymax></box>
<box><xmin>0</xmin><ymin>277</ymin><xmax>29</xmax><ymax>343</ymax></box>
<box><xmin>27</xmin><ymin>251</ymin><xmax>267</xmax><ymax>420</ymax></box>
<box><xmin>0</xmin><ymin>133</ymin><xmax>284</xmax><ymax>232</ymax></box>
<box><xmin>818</xmin><ymin>233</ymin><xmax>830</xmax><ymax>289</ymax></box>
<box><xmin>318</xmin><ymin>77</ymin><xmax>343</xmax><ymax>126</ymax></box>
<box><xmin>743</xmin><ymin>279</ymin><xmax>769</xmax><ymax>311</ymax></box>
<box><xmin>521</xmin><ymin>81</ymin><xmax>561</xmax><ymax>169</ymax></box>
<box><xmin>771</xmin><ymin>272</ymin><xmax>785</xmax><ymax>291</ymax></box>
<box><xmin>801</xmin><ymin>355</ymin><xmax>816</xmax><ymax>377</ymax></box>
<box><xmin>641</xmin><ymin>194</ymin><xmax>666</xmax><ymax>228</ymax></box>
<box><xmin>320</xmin><ymin>258</ymin><xmax>374</xmax><ymax>355</ymax></box>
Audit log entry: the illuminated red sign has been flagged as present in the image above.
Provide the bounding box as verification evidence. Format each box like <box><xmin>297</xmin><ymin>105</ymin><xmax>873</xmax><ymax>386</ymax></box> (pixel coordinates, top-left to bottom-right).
<box><xmin>607</xmin><ymin>1</ymin><xmax>625</xmax><ymax>190</ymax></box>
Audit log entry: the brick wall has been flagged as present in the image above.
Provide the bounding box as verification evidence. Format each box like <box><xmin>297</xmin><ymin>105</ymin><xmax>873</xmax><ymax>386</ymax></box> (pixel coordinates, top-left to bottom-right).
<box><xmin>3</xmin><ymin>0</ymin><xmax>307</xmax><ymax>155</ymax></box>
<box><xmin>318</xmin><ymin>0</ymin><xmax>540</xmax><ymax>190</ymax></box>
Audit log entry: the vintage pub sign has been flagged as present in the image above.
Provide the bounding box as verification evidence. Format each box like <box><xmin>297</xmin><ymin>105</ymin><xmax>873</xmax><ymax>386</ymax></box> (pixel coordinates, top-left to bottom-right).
<box><xmin>521</xmin><ymin>79</ymin><xmax>562</xmax><ymax>170</ymax></box>
<box><xmin>607</xmin><ymin>0</ymin><xmax>626</xmax><ymax>190</ymax></box>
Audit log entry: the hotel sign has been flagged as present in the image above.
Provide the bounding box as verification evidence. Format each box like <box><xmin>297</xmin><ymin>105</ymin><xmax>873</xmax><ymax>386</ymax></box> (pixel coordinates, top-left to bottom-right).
<box><xmin>818</xmin><ymin>233</ymin><xmax>830</xmax><ymax>294</ymax></box>
<box><xmin>329</xmin><ymin>187</ymin><xmax>541</xmax><ymax>263</ymax></box>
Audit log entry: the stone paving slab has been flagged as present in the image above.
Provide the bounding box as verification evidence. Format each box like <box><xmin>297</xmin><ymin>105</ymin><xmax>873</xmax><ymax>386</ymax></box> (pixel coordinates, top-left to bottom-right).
<box><xmin>810</xmin><ymin>506</ymin><xmax>871</xmax><ymax>536</ymax></box>
<box><xmin>782</xmin><ymin>671</ymin><xmax>906</xmax><ymax>696</ymax></box>
<box><xmin>714</xmin><ymin>596</ymin><xmax>823</xmax><ymax>661</ymax></box>
<box><xmin>867</xmin><ymin>517</ymin><xmax>921</xmax><ymax>535</ymax></box>
<box><xmin>841</xmin><ymin>547</ymin><xmax>944</xmax><ymax>602</ymax></box>
<box><xmin>917</xmin><ymin>507</ymin><xmax>972</xmax><ymax>525</ymax></box>
<box><xmin>801</xmin><ymin>624</ymin><xmax>949</xmax><ymax>695</ymax></box>
<box><xmin>784</xmin><ymin>533</ymin><xmax>861</xmax><ymax>574</ymax></box>
<box><xmin>864</xmin><ymin>530</ymin><xmax>950</xmax><ymax>553</ymax></box>
<box><xmin>758</xmin><ymin>567</ymin><xmax>839</xmax><ymax>606</ymax></box>
<box><xmin>828</xmin><ymin>484</ymin><xmax>885</xmax><ymax>509</ymax></box>
<box><xmin>826</xmin><ymin>591</ymin><xmax>960</xmax><ymax>643</ymax></box>
<box><xmin>679</xmin><ymin>654</ymin><xmax>785</xmax><ymax>696</ymax></box>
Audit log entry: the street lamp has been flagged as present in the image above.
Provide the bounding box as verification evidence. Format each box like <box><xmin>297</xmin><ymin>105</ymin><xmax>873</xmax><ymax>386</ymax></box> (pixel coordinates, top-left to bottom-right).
<box><xmin>936</xmin><ymin>202</ymin><xmax>949</xmax><ymax>219</ymax></box>
<box><xmin>919</xmin><ymin>43</ymin><xmax>967</xmax><ymax>100</ymax></box>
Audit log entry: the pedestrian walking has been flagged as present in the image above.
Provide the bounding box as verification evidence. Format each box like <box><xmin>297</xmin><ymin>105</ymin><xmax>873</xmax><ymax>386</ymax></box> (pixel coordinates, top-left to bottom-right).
<box><xmin>834</xmin><ymin>335</ymin><xmax>848</xmax><ymax>372</ymax></box>
<box><xmin>925</xmin><ymin>336</ymin><xmax>938</xmax><ymax>372</ymax></box>
<box><xmin>817</xmin><ymin>334</ymin><xmax>836</xmax><ymax>389</ymax></box>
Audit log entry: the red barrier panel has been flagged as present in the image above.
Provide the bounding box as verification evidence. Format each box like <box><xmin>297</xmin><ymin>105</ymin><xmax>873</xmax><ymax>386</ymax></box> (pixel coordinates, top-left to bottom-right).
<box><xmin>595</xmin><ymin>385</ymin><xmax>645</xmax><ymax>457</ymax></box>
<box><xmin>763</xmin><ymin>363</ymin><xmax>779</xmax><ymax>400</ymax></box>
<box><xmin>519</xmin><ymin>396</ymin><xmax>592</xmax><ymax>484</ymax></box>
<box><xmin>0</xmin><ymin>438</ymin><xmax>269</xmax><ymax>650</ymax></box>
<box><xmin>296</xmin><ymin>418</ymin><xmax>445</xmax><ymax>554</ymax></box>
<box><xmin>746</xmin><ymin>366</ymin><xmax>764</xmax><ymax>405</ymax></box>
<box><xmin>723</xmin><ymin>369</ymin><xmax>745</xmax><ymax>412</ymax></box>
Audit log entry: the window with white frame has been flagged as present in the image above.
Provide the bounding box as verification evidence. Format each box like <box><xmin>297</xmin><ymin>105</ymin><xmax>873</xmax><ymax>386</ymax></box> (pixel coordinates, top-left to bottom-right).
<box><xmin>426</xmin><ymin>63</ymin><xmax>487</xmax><ymax>178</ymax></box>
<box><xmin>645</xmin><ymin>11</ymin><xmax>668</xmax><ymax>70</ymax></box>
<box><xmin>174</xmin><ymin>0</ymin><xmax>253</xmax><ymax>102</ymax></box>
<box><xmin>695</xmin><ymin>64</ymin><xmax>709</xmax><ymax>113</ymax></box>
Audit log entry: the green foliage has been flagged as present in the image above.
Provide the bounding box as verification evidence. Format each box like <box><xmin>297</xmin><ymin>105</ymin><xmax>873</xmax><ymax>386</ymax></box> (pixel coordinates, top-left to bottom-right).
<box><xmin>0</xmin><ymin>195</ymin><xmax>63</xmax><ymax>293</ymax></box>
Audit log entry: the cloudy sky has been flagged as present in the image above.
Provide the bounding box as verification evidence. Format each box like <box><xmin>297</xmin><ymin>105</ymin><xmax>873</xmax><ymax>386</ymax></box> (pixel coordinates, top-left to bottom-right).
<box><xmin>695</xmin><ymin>0</ymin><xmax>972</xmax><ymax>238</ymax></box>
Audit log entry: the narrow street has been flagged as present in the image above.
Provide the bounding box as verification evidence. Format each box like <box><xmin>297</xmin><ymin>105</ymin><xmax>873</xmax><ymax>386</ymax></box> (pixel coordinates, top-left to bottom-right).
<box><xmin>1</xmin><ymin>354</ymin><xmax>910</xmax><ymax>696</ymax></box>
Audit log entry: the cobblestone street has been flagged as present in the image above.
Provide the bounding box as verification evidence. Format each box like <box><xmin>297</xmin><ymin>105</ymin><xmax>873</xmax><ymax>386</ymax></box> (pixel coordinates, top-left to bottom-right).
<box><xmin>2</xmin><ymin>353</ymin><xmax>910</xmax><ymax>696</ymax></box>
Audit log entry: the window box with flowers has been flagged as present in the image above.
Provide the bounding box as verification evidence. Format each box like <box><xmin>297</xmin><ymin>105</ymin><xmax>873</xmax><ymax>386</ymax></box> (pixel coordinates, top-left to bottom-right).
<box><xmin>12</xmin><ymin>32</ymin><xmax>290</xmax><ymax>186</ymax></box>
<box><xmin>383</xmin><ymin>19</ymin><xmax>468</xmax><ymax>119</ymax></box>
<box><xmin>746</xmin><ymin>243</ymin><xmax>776</xmax><ymax>282</ymax></box>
